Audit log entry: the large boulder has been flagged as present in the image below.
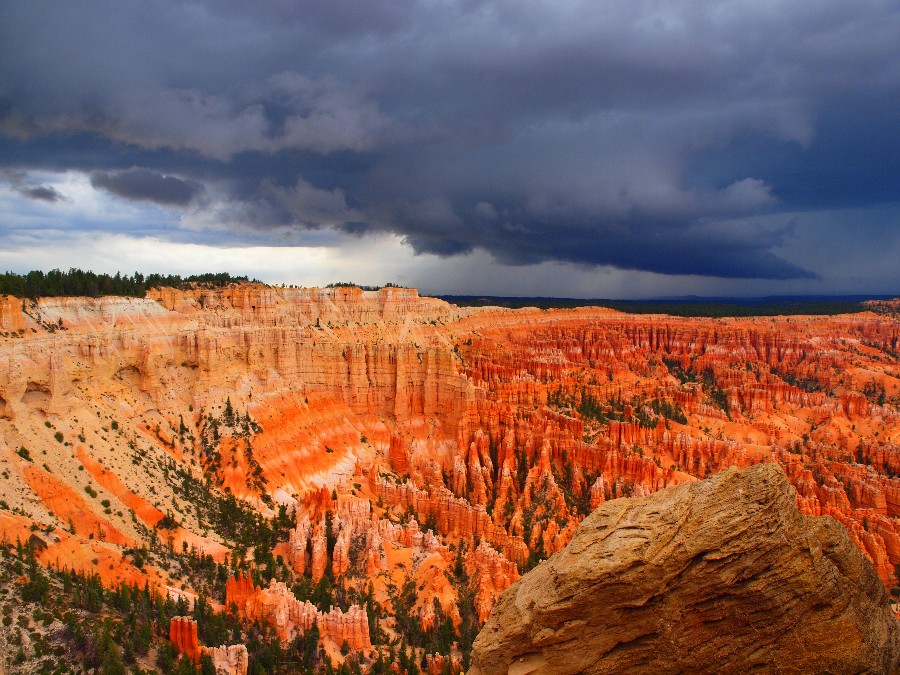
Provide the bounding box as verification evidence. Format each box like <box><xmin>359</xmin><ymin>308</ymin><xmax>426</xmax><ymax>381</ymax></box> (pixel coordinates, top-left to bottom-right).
<box><xmin>470</xmin><ymin>463</ymin><xmax>900</xmax><ymax>674</ymax></box>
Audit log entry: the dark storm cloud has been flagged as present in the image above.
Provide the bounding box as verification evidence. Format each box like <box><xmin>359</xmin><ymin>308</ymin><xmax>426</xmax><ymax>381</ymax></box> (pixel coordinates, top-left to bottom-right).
<box><xmin>90</xmin><ymin>168</ymin><xmax>203</xmax><ymax>206</ymax></box>
<box><xmin>2</xmin><ymin>0</ymin><xmax>899</xmax><ymax>282</ymax></box>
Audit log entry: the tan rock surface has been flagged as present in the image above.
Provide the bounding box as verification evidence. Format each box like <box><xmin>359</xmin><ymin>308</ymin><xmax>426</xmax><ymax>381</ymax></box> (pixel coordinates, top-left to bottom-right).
<box><xmin>470</xmin><ymin>463</ymin><xmax>900</xmax><ymax>674</ymax></box>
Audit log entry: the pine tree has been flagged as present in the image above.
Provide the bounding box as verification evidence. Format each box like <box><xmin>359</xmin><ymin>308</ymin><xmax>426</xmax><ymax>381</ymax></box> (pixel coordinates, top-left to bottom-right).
<box><xmin>224</xmin><ymin>397</ymin><xmax>234</xmax><ymax>425</ymax></box>
<box><xmin>99</xmin><ymin>643</ymin><xmax>127</xmax><ymax>675</ymax></box>
<box><xmin>200</xmin><ymin>653</ymin><xmax>217</xmax><ymax>675</ymax></box>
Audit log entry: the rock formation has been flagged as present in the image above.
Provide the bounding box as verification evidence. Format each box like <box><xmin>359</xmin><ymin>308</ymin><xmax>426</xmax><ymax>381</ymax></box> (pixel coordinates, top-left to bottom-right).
<box><xmin>469</xmin><ymin>463</ymin><xmax>900</xmax><ymax>674</ymax></box>
<box><xmin>466</xmin><ymin>543</ymin><xmax>519</xmax><ymax>625</ymax></box>
<box><xmin>0</xmin><ymin>295</ymin><xmax>25</xmax><ymax>332</ymax></box>
<box><xmin>225</xmin><ymin>574</ymin><xmax>372</xmax><ymax>651</ymax></box>
<box><xmin>169</xmin><ymin>615</ymin><xmax>202</xmax><ymax>663</ymax></box>
<box><xmin>169</xmin><ymin>616</ymin><xmax>249</xmax><ymax>675</ymax></box>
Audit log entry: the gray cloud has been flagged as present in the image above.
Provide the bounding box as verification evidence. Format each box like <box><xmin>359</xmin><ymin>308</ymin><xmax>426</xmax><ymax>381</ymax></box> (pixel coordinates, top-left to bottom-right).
<box><xmin>90</xmin><ymin>168</ymin><xmax>203</xmax><ymax>206</ymax></box>
<box><xmin>1</xmin><ymin>170</ymin><xmax>65</xmax><ymax>202</ymax></box>
<box><xmin>21</xmin><ymin>185</ymin><xmax>63</xmax><ymax>202</ymax></box>
<box><xmin>1</xmin><ymin>0</ymin><xmax>899</xmax><ymax>285</ymax></box>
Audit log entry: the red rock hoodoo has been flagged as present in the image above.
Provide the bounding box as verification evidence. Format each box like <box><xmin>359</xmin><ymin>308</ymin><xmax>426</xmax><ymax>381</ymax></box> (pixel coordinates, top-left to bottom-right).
<box><xmin>170</xmin><ymin>616</ymin><xmax>249</xmax><ymax>675</ymax></box>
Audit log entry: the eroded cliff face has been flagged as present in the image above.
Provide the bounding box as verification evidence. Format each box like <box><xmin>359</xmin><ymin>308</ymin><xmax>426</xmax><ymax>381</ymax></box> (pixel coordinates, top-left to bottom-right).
<box><xmin>0</xmin><ymin>286</ymin><xmax>898</xmax><ymax>668</ymax></box>
<box><xmin>469</xmin><ymin>464</ymin><xmax>900</xmax><ymax>674</ymax></box>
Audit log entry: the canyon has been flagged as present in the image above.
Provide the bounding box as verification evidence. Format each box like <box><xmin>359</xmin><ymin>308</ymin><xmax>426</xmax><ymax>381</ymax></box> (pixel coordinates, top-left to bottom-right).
<box><xmin>0</xmin><ymin>285</ymin><xmax>898</xmax><ymax>671</ymax></box>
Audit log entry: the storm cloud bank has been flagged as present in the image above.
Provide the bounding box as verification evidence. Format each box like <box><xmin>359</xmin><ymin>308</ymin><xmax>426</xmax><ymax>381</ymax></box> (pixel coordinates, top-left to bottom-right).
<box><xmin>1</xmin><ymin>0</ymin><xmax>899</xmax><ymax>282</ymax></box>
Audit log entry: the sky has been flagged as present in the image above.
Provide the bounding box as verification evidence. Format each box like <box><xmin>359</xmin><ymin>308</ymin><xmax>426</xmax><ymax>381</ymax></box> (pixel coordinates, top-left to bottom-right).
<box><xmin>1</xmin><ymin>1</ymin><xmax>899</xmax><ymax>298</ymax></box>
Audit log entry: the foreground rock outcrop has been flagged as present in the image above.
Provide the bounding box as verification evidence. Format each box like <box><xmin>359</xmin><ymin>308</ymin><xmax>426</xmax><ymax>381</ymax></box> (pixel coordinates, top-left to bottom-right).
<box><xmin>470</xmin><ymin>463</ymin><xmax>900</xmax><ymax>674</ymax></box>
